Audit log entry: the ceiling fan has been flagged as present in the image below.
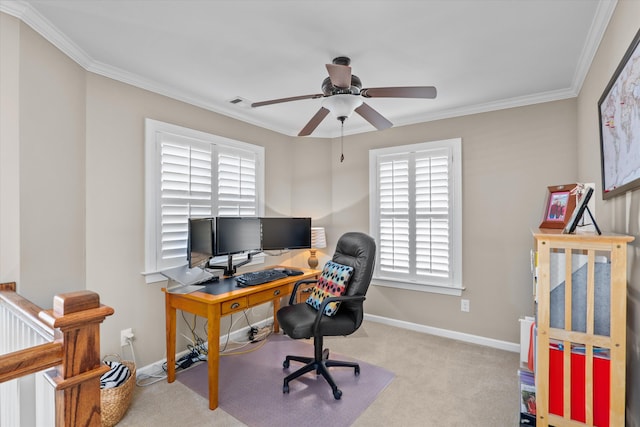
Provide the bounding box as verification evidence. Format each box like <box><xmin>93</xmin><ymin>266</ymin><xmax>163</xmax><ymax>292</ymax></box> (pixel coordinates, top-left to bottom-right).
<box><xmin>251</xmin><ymin>56</ymin><xmax>437</xmax><ymax>136</ymax></box>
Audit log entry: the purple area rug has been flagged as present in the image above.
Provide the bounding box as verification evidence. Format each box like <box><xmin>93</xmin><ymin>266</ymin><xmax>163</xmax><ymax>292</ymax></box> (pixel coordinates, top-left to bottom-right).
<box><xmin>177</xmin><ymin>334</ymin><xmax>394</xmax><ymax>427</ymax></box>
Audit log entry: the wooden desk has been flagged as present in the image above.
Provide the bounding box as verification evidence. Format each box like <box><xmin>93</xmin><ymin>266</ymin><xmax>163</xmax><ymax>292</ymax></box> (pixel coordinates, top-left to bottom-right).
<box><xmin>163</xmin><ymin>266</ymin><xmax>319</xmax><ymax>410</ymax></box>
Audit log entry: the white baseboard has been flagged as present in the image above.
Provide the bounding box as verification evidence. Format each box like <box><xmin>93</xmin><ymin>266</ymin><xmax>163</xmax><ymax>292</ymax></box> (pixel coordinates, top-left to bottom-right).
<box><xmin>364</xmin><ymin>313</ymin><xmax>520</xmax><ymax>353</ymax></box>
<box><xmin>138</xmin><ymin>314</ymin><xmax>519</xmax><ymax>377</ymax></box>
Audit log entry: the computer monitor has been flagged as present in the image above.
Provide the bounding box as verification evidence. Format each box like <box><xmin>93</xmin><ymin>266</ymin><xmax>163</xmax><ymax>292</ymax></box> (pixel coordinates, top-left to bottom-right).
<box><xmin>260</xmin><ymin>217</ymin><xmax>312</xmax><ymax>250</ymax></box>
<box><xmin>187</xmin><ymin>217</ymin><xmax>215</xmax><ymax>269</ymax></box>
<box><xmin>213</xmin><ymin>216</ymin><xmax>262</xmax><ymax>277</ymax></box>
<box><xmin>214</xmin><ymin>217</ymin><xmax>262</xmax><ymax>256</ymax></box>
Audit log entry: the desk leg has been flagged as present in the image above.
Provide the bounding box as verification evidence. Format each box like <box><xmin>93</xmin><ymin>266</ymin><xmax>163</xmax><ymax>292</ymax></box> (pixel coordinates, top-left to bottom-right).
<box><xmin>272</xmin><ymin>299</ymin><xmax>280</xmax><ymax>333</ymax></box>
<box><xmin>207</xmin><ymin>304</ymin><xmax>221</xmax><ymax>410</ymax></box>
<box><xmin>165</xmin><ymin>293</ymin><xmax>176</xmax><ymax>383</ymax></box>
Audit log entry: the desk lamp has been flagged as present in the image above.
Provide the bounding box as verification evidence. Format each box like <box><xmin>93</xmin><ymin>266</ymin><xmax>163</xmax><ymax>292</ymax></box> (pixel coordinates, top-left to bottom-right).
<box><xmin>308</xmin><ymin>227</ymin><xmax>326</xmax><ymax>269</ymax></box>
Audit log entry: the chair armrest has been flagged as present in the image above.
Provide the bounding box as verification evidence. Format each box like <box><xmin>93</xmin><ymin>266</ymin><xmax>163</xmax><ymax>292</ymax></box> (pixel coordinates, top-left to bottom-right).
<box><xmin>313</xmin><ymin>295</ymin><xmax>366</xmax><ymax>332</ymax></box>
<box><xmin>289</xmin><ymin>279</ymin><xmax>318</xmax><ymax>305</ymax></box>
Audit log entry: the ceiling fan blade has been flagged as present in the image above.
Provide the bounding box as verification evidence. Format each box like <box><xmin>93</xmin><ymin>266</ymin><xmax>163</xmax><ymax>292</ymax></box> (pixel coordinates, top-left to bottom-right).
<box><xmin>252</xmin><ymin>93</ymin><xmax>323</xmax><ymax>108</ymax></box>
<box><xmin>325</xmin><ymin>64</ymin><xmax>352</xmax><ymax>88</ymax></box>
<box><xmin>360</xmin><ymin>86</ymin><xmax>437</xmax><ymax>99</ymax></box>
<box><xmin>355</xmin><ymin>102</ymin><xmax>393</xmax><ymax>131</ymax></box>
<box><xmin>298</xmin><ymin>107</ymin><xmax>330</xmax><ymax>136</ymax></box>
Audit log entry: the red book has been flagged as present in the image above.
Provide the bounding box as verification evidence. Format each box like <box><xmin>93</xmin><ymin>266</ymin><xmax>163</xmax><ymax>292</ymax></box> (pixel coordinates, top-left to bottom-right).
<box><xmin>548</xmin><ymin>347</ymin><xmax>610</xmax><ymax>426</ymax></box>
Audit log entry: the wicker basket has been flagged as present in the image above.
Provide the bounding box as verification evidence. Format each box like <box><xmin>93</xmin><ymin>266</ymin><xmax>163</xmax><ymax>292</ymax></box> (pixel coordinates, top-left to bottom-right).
<box><xmin>101</xmin><ymin>360</ymin><xmax>136</xmax><ymax>427</ymax></box>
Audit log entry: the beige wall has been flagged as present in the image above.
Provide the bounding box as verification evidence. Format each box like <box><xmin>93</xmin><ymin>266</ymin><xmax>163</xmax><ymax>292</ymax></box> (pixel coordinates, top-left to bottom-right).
<box><xmin>290</xmin><ymin>137</ymin><xmax>333</xmax><ymax>267</ymax></box>
<box><xmin>576</xmin><ymin>0</ymin><xmax>640</xmax><ymax>422</ymax></box>
<box><xmin>0</xmin><ymin>13</ymin><xmax>21</xmax><ymax>284</ymax></box>
<box><xmin>0</xmin><ymin>13</ymin><xmax>86</xmax><ymax>303</ymax></box>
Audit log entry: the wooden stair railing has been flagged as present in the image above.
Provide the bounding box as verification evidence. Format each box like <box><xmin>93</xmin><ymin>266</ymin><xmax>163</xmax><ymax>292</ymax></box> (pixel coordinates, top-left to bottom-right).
<box><xmin>0</xmin><ymin>282</ymin><xmax>115</xmax><ymax>427</ymax></box>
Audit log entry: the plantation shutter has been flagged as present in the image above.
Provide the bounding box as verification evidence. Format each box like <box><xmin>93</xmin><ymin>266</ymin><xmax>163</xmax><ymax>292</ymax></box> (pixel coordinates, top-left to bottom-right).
<box><xmin>160</xmin><ymin>136</ymin><xmax>213</xmax><ymax>266</ymax></box>
<box><xmin>378</xmin><ymin>155</ymin><xmax>410</xmax><ymax>274</ymax></box>
<box><xmin>415</xmin><ymin>151</ymin><xmax>450</xmax><ymax>279</ymax></box>
<box><xmin>217</xmin><ymin>147</ymin><xmax>258</xmax><ymax>216</ymax></box>
<box><xmin>145</xmin><ymin>119</ymin><xmax>264</xmax><ymax>280</ymax></box>
<box><xmin>372</xmin><ymin>141</ymin><xmax>458</xmax><ymax>290</ymax></box>
<box><xmin>156</xmin><ymin>136</ymin><xmax>260</xmax><ymax>270</ymax></box>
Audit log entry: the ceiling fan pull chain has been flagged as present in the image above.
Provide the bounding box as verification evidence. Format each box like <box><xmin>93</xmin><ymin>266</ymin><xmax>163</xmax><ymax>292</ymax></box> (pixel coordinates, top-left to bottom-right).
<box><xmin>340</xmin><ymin>119</ymin><xmax>345</xmax><ymax>162</ymax></box>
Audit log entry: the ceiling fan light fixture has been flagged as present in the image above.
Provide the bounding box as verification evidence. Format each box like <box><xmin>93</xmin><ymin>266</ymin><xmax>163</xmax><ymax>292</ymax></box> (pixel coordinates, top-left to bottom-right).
<box><xmin>322</xmin><ymin>94</ymin><xmax>363</xmax><ymax>120</ymax></box>
<box><xmin>253</xmin><ymin>57</ymin><xmax>436</xmax><ymax>136</ymax></box>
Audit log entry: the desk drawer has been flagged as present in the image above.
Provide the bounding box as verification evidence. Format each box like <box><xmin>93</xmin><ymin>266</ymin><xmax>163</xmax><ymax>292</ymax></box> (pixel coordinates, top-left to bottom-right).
<box><xmin>248</xmin><ymin>285</ymin><xmax>289</xmax><ymax>306</ymax></box>
<box><xmin>221</xmin><ymin>297</ymin><xmax>248</xmax><ymax>314</ymax></box>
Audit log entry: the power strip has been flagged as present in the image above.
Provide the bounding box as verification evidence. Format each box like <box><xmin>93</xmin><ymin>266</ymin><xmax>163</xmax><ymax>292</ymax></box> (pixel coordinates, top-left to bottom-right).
<box><xmin>177</xmin><ymin>350</ymin><xmax>207</xmax><ymax>370</ymax></box>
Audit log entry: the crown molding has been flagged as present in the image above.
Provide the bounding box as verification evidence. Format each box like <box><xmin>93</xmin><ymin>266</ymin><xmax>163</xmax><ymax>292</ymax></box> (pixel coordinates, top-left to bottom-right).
<box><xmin>396</xmin><ymin>87</ymin><xmax>578</xmax><ymax>129</ymax></box>
<box><xmin>87</xmin><ymin>59</ymin><xmax>294</xmax><ymax>136</ymax></box>
<box><xmin>569</xmin><ymin>0</ymin><xmax>618</xmax><ymax>94</ymax></box>
<box><xmin>0</xmin><ymin>1</ymin><xmax>299</xmax><ymax>136</ymax></box>
<box><xmin>0</xmin><ymin>0</ymin><xmax>27</xmax><ymax>19</ymax></box>
<box><xmin>1</xmin><ymin>0</ymin><xmax>618</xmax><ymax>139</ymax></box>
<box><xmin>311</xmin><ymin>87</ymin><xmax>580</xmax><ymax>139</ymax></box>
<box><xmin>0</xmin><ymin>0</ymin><xmax>93</xmax><ymax>68</ymax></box>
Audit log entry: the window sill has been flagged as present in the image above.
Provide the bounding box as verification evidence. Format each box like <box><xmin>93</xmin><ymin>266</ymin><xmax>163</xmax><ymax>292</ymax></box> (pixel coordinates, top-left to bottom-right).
<box><xmin>142</xmin><ymin>271</ymin><xmax>167</xmax><ymax>284</ymax></box>
<box><xmin>372</xmin><ymin>277</ymin><xmax>464</xmax><ymax>296</ymax></box>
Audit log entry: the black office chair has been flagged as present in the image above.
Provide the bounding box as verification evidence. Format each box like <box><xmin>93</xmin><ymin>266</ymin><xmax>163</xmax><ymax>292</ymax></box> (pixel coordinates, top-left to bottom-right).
<box><xmin>276</xmin><ymin>232</ymin><xmax>376</xmax><ymax>399</ymax></box>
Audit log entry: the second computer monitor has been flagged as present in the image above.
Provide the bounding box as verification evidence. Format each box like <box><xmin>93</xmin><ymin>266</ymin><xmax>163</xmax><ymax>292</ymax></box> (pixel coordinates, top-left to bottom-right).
<box><xmin>260</xmin><ymin>217</ymin><xmax>311</xmax><ymax>250</ymax></box>
<box><xmin>214</xmin><ymin>217</ymin><xmax>262</xmax><ymax>255</ymax></box>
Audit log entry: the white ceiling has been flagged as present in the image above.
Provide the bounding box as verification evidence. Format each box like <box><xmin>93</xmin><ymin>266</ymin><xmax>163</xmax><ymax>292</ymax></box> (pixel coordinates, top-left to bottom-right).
<box><xmin>1</xmin><ymin>0</ymin><xmax>616</xmax><ymax>138</ymax></box>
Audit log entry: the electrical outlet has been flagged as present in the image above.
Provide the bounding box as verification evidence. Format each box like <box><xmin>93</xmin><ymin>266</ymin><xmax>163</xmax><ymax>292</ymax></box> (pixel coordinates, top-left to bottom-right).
<box><xmin>461</xmin><ymin>299</ymin><xmax>470</xmax><ymax>312</ymax></box>
<box><xmin>120</xmin><ymin>328</ymin><xmax>134</xmax><ymax>346</ymax></box>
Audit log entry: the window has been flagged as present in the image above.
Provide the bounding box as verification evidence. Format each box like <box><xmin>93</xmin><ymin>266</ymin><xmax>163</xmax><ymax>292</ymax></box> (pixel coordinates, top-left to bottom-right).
<box><xmin>144</xmin><ymin>119</ymin><xmax>264</xmax><ymax>283</ymax></box>
<box><xmin>369</xmin><ymin>138</ymin><xmax>462</xmax><ymax>296</ymax></box>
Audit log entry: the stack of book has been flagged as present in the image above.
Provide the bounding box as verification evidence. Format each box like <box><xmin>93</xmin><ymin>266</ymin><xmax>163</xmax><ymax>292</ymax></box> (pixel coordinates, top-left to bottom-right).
<box><xmin>519</xmin><ymin>368</ymin><xmax>536</xmax><ymax>426</ymax></box>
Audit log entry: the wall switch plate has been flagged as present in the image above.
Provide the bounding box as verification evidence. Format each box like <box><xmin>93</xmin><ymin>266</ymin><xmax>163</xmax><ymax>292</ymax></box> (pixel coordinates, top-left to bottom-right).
<box><xmin>461</xmin><ymin>299</ymin><xmax>470</xmax><ymax>312</ymax></box>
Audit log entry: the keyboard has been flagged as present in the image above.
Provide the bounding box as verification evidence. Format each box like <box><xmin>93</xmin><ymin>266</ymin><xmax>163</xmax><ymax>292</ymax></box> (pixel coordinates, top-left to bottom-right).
<box><xmin>236</xmin><ymin>269</ymin><xmax>288</xmax><ymax>287</ymax></box>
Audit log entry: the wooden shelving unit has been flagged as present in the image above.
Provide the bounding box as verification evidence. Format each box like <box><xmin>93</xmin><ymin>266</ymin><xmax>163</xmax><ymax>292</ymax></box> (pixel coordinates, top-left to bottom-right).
<box><xmin>532</xmin><ymin>229</ymin><xmax>633</xmax><ymax>427</ymax></box>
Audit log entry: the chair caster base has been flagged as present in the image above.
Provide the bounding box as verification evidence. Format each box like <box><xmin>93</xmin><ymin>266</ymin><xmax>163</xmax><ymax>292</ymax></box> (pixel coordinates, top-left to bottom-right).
<box><xmin>281</xmin><ymin>346</ymin><xmax>361</xmax><ymax>400</ymax></box>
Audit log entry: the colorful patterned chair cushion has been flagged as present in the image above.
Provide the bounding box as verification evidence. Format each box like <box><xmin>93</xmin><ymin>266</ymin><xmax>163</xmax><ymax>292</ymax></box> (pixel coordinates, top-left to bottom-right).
<box><xmin>305</xmin><ymin>261</ymin><xmax>354</xmax><ymax>316</ymax></box>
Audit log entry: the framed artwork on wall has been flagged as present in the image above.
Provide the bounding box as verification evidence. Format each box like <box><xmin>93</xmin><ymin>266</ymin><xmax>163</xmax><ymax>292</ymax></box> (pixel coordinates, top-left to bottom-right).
<box><xmin>598</xmin><ymin>28</ymin><xmax>640</xmax><ymax>200</ymax></box>
<box><xmin>539</xmin><ymin>184</ymin><xmax>578</xmax><ymax>229</ymax></box>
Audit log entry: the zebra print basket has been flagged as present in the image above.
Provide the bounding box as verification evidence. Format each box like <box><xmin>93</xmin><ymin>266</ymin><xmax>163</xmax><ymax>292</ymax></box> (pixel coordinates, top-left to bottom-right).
<box><xmin>101</xmin><ymin>358</ymin><xmax>135</xmax><ymax>427</ymax></box>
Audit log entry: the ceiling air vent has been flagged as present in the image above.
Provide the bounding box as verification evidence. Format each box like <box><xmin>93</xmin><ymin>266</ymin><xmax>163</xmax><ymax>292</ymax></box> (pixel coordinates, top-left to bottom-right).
<box><xmin>228</xmin><ymin>97</ymin><xmax>251</xmax><ymax>108</ymax></box>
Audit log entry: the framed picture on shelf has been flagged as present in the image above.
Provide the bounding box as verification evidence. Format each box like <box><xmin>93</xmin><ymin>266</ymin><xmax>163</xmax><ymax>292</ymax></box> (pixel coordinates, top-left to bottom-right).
<box><xmin>598</xmin><ymin>28</ymin><xmax>640</xmax><ymax>200</ymax></box>
<box><xmin>539</xmin><ymin>183</ymin><xmax>577</xmax><ymax>229</ymax></box>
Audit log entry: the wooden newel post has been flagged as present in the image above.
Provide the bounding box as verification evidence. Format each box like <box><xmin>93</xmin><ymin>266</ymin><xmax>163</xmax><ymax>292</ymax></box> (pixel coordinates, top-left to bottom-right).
<box><xmin>39</xmin><ymin>291</ymin><xmax>115</xmax><ymax>427</ymax></box>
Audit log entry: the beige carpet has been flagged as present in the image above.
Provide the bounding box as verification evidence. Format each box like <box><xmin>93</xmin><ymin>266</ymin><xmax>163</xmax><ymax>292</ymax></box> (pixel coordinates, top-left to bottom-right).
<box><xmin>118</xmin><ymin>320</ymin><xmax>520</xmax><ymax>426</ymax></box>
